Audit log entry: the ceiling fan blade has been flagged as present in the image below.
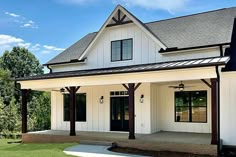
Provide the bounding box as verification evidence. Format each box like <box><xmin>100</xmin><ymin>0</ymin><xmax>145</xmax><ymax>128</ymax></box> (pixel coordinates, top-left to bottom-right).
<box><xmin>168</xmin><ymin>86</ymin><xmax>179</xmax><ymax>88</ymax></box>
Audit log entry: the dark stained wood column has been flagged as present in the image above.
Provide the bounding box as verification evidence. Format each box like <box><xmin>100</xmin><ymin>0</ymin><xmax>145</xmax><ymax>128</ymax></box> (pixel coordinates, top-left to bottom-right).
<box><xmin>66</xmin><ymin>86</ymin><xmax>80</xmax><ymax>136</ymax></box>
<box><xmin>211</xmin><ymin>78</ymin><xmax>218</xmax><ymax>144</ymax></box>
<box><xmin>122</xmin><ymin>83</ymin><xmax>141</xmax><ymax>140</ymax></box>
<box><xmin>21</xmin><ymin>89</ymin><xmax>31</xmax><ymax>134</ymax></box>
<box><xmin>128</xmin><ymin>83</ymin><xmax>135</xmax><ymax>139</ymax></box>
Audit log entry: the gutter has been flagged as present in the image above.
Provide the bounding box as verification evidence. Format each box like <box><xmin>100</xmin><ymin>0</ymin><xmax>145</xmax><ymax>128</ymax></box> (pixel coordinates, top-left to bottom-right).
<box><xmin>43</xmin><ymin>59</ymin><xmax>86</xmax><ymax>67</ymax></box>
<box><xmin>159</xmin><ymin>43</ymin><xmax>230</xmax><ymax>54</ymax></box>
<box><xmin>216</xmin><ymin>65</ymin><xmax>221</xmax><ymax>155</ymax></box>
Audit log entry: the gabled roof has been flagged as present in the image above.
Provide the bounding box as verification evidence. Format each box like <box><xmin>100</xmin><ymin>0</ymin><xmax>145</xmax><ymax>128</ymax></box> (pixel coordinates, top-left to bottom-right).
<box><xmin>45</xmin><ymin>6</ymin><xmax>236</xmax><ymax>66</ymax></box>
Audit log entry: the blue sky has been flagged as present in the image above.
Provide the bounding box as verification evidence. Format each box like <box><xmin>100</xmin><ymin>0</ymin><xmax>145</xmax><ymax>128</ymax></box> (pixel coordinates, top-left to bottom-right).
<box><xmin>0</xmin><ymin>0</ymin><xmax>236</xmax><ymax>65</ymax></box>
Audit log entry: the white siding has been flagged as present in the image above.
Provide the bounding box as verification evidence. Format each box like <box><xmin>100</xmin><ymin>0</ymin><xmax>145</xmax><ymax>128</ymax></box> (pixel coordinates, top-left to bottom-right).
<box><xmin>153</xmin><ymin>82</ymin><xmax>211</xmax><ymax>133</ymax></box>
<box><xmin>51</xmin><ymin>83</ymin><xmax>152</xmax><ymax>134</ymax></box>
<box><xmin>51</xmin><ymin>24</ymin><xmax>220</xmax><ymax>73</ymax></box>
<box><xmin>220</xmin><ymin>72</ymin><xmax>236</xmax><ymax>146</ymax></box>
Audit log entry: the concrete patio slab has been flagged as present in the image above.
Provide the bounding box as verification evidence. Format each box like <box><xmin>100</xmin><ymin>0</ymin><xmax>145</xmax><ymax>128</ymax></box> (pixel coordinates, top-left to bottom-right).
<box><xmin>63</xmin><ymin>144</ymin><xmax>146</xmax><ymax>157</ymax></box>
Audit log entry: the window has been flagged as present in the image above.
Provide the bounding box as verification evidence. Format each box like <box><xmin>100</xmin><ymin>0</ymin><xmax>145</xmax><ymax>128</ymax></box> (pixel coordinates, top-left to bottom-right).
<box><xmin>175</xmin><ymin>91</ymin><xmax>207</xmax><ymax>123</ymax></box>
<box><xmin>111</xmin><ymin>39</ymin><xmax>132</xmax><ymax>61</ymax></box>
<box><xmin>64</xmin><ymin>93</ymin><xmax>86</xmax><ymax>122</ymax></box>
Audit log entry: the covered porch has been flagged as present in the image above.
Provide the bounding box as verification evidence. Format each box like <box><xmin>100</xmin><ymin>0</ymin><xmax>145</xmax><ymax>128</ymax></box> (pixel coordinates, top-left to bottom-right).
<box><xmin>23</xmin><ymin>130</ymin><xmax>216</xmax><ymax>155</ymax></box>
<box><xmin>17</xmin><ymin>57</ymin><xmax>229</xmax><ymax>155</ymax></box>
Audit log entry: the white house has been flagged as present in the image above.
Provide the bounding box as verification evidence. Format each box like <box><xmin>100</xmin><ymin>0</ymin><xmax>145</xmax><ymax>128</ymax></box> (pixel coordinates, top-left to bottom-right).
<box><xmin>17</xmin><ymin>5</ymin><xmax>236</xmax><ymax>154</ymax></box>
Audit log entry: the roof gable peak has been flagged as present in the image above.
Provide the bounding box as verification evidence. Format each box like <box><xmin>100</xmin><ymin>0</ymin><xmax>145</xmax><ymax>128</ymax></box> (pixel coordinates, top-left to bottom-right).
<box><xmin>78</xmin><ymin>5</ymin><xmax>167</xmax><ymax>60</ymax></box>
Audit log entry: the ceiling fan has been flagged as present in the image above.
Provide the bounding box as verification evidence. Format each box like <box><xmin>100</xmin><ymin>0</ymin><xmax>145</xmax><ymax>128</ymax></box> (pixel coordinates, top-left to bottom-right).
<box><xmin>168</xmin><ymin>81</ymin><xmax>193</xmax><ymax>91</ymax></box>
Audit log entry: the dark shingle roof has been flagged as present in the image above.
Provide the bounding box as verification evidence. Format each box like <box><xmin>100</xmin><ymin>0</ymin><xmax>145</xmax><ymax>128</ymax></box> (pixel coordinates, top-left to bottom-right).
<box><xmin>19</xmin><ymin>56</ymin><xmax>229</xmax><ymax>81</ymax></box>
<box><xmin>46</xmin><ymin>32</ymin><xmax>97</xmax><ymax>65</ymax></box>
<box><xmin>45</xmin><ymin>7</ymin><xmax>236</xmax><ymax>65</ymax></box>
<box><xmin>146</xmin><ymin>7</ymin><xmax>236</xmax><ymax>48</ymax></box>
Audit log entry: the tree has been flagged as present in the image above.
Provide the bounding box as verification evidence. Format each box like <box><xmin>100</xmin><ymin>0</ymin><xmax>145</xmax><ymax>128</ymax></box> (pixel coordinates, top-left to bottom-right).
<box><xmin>0</xmin><ymin>47</ymin><xmax>51</xmax><ymax>133</ymax></box>
<box><xmin>0</xmin><ymin>46</ymin><xmax>43</xmax><ymax>78</ymax></box>
<box><xmin>0</xmin><ymin>69</ymin><xmax>14</xmax><ymax>105</ymax></box>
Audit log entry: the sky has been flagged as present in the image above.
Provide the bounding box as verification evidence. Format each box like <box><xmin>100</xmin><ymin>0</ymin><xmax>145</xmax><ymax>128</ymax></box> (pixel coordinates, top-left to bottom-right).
<box><xmin>0</xmin><ymin>0</ymin><xmax>236</xmax><ymax>65</ymax></box>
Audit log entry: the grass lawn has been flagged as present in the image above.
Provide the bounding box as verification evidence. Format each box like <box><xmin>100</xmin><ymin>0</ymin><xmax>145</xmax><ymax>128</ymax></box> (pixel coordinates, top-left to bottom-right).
<box><xmin>0</xmin><ymin>139</ymin><xmax>76</xmax><ymax>157</ymax></box>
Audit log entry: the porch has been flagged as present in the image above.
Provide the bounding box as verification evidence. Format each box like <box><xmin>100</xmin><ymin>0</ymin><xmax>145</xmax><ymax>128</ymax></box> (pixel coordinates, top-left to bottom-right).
<box><xmin>23</xmin><ymin>130</ymin><xmax>216</xmax><ymax>155</ymax></box>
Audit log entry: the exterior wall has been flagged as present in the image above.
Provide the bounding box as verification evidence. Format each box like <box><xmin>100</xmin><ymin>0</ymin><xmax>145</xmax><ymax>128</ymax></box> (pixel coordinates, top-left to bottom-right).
<box><xmin>220</xmin><ymin>72</ymin><xmax>236</xmax><ymax>146</ymax></box>
<box><xmin>151</xmin><ymin>81</ymin><xmax>212</xmax><ymax>133</ymax></box>
<box><xmin>51</xmin><ymin>83</ymin><xmax>151</xmax><ymax>134</ymax></box>
<box><xmin>51</xmin><ymin>24</ymin><xmax>220</xmax><ymax>73</ymax></box>
<box><xmin>51</xmin><ymin>81</ymin><xmax>211</xmax><ymax>134</ymax></box>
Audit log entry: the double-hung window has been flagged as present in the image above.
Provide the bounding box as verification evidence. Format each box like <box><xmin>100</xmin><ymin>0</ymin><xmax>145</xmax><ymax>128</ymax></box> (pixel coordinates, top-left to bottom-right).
<box><xmin>111</xmin><ymin>39</ymin><xmax>133</xmax><ymax>61</ymax></box>
<box><xmin>175</xmin><ymin>91</ymin><xmax>207</xmax><ymax>123</ymax></box>
<box><xmin>64</xmin><ymin>93</ymin><xmax>86</xmax><ymax>122</ymax></box>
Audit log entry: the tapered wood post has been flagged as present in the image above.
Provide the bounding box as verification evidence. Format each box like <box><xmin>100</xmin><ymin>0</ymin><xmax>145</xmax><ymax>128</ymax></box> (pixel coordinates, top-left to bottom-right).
<box><xmin>128</xmin><ymin>83</ymin><xmax>135</xmax><ymax>139</ymax></box>
<box><xmin>21</xmin><ymin>89</ymin><xmax>30</xmax><ymax>134</ymax></box>
<box><xmin>211</xmin><ymin>78</ymin><xmax>218</xmax><ymax>144</ymax></box>
<box><xmin>66</xmin><ymin>86</ymin><xmax>80</xmax><ymax>136</ymax></box>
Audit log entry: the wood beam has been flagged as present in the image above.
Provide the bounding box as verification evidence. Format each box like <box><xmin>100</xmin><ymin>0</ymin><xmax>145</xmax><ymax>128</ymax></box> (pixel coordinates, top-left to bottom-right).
<box><xmin>211</xmin><ymin>78</ymin><xmax>218</xmax><ymax>144</ymax></box>
<box><xmin>122</xmin><ymin>84</ymin><xmax>129</xmax><ymax>91</ymax></box>
<box><xmin>106</xmin><ymin>21</ymin><xmax>133</xmax><ymax>27</ymax></box>
<box><xmin>134</xmin><ymin>83</ymin><xmax>142</xmax><ymax>91</ymax></box>
<box><xmin>201</xmin><ymin>79</ymin><xmax>212</xmax><ymax>88</ymax></box>
<box><xmin>128</xmin><ymin>83</ymin><xmax>135</xmax><ymax>139</ymax></box>
<box><xmin>112</xmin><ymin>17</ymin><xmax>118</xmax><ymax>23</ymax></box>
<box><xmin>21</xmin><ymin>89</ymin><xmax>31</xmax><ymax>134</ymax></box>
<box><xmin>120</xmin><ymin>15</ymin><xmax>126</xmax><ymax>22</ymax></box>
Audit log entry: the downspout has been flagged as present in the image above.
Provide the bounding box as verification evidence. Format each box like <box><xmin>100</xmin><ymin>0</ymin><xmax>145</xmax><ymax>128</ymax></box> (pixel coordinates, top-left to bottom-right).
<box><xmin>47</xmin><ymin>65</ymin><xmax>52</xmax><ymax>74</ymax></box>
<box><xmin>216</xmin><ymin>65</ymin><xmax>221</xmax><ymax>155</ymax></box>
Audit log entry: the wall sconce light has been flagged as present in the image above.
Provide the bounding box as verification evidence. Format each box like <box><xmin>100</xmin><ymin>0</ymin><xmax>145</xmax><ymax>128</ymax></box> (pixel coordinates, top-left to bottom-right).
<box><xmin>100</xmin><ymin>96</ymin><xmax>104</xmax><ymax>104</ymax></box>
<box><xmin>60</xmin><ymin>88</ymin><xmax>65</xmax><ymax>95</ymax></box>
<box><xmin>140</xmin><ymin>94</ymin><xmax>144</xmax><ymax>103</ymax></box>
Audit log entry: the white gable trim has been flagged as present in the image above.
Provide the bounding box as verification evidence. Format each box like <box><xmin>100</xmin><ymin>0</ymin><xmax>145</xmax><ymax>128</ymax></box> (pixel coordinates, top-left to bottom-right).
<box><xmin>78</xmin><ymin>5</ymin><xmax>167</xmax><ymax>60</ymax></box>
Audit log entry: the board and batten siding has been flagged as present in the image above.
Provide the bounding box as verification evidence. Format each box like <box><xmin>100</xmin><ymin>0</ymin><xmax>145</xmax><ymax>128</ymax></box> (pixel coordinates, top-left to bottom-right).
<box><xmin>220</xmin><ymin>72</ymin><xmax>236</xmax><ymax>146</ymax></box>
<box><xmin>51</xmin><ymin>24</ymin><xmax>220</xmax><ymax>73</ymax></box>
<box><xmin>51</xmin><ymin>83</ymin><xmax>152</xmax><ymax>134</ymax></box>
<box><xmin>152</xmin><ymin>82</ymin><xmax>212</xmax><ymax>133</ymax></box>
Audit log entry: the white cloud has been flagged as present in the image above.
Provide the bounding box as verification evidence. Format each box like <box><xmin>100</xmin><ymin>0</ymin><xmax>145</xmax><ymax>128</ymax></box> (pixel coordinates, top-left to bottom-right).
<box><xmin>113</xmin><ymin>0</ymin><xmax>190</xmax><ymax>14</ymax></box>
<box><xmin>0</xmin><ymin>35</ymin><xmax>24</xmax><ymax>45</ymax></box>
<box><xmin>4</xmin><ymin>11</ymin><xmax>39</xmax><ymax>29</ymax></box>
<box><xmin>5</xmin><ymin>11</ymin><xmax>20</xmax><ymax>17</ymax></box>
<box><xmin>21</xmin><ymin>21</ymin><xmax>38</xmax><ymax>29</ymax></box>
<box><xmin>17</xmin><ymin>42</ymin><xmax>31</xmax><ymax>48</ymax></box>
<box><xmin>43</xmin><ymin>45</ymin><xmax>65</xmax><ymax>51</ymax></box>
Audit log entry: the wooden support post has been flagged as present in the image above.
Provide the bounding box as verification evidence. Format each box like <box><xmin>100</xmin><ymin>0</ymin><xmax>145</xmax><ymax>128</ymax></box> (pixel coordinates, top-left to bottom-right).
<box><xmin>66</xmin><ymin>86</ymin><xmax>80</xmax><ymax>136</ymax></box>
<box><xmin>128</xmin><ymin>83</ymin><xmax>135</xmax><ymax>139</ymax></box>
<box><xmin>21</xmin><ymin>89</ymin><xmax>30</xmax><ymax>134</ymax></box>
<box><xmin>211</xmin><ymin>78</ymin><xmax>218</xmax><ymax>144</ymax></box>
<box><xmin>122</xmin><ymin>83</ymin><xmax>142</xmax><ymax>140</ymax></box>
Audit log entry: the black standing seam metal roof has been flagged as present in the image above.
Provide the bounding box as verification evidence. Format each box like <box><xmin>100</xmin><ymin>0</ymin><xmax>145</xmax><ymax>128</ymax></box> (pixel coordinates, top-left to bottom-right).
<box><xmin>17</xmin><ymin>56</ymin><xmax>229</xmax><ymax>81</ymax></box>
<box><xmin>45</xmin><ymin>7</ymin><xmax>236</xmax><ymax>66</ymax></box>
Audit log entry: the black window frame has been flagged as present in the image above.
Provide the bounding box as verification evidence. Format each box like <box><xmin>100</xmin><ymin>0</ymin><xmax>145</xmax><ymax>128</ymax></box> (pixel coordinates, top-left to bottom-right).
<box><xmin>111</xmin><ymin>38</ymin><xmax>133</xmax><ymax>62</ymax></box>
<box><xmin>174</xmin><ymin>90</ymin><xmax>207</xmax><ymax>123</ymax></box>
<box><xmin>63</xmin><ymin>93</ymin><xmax>87</xmax><ymax>122</ymax></box>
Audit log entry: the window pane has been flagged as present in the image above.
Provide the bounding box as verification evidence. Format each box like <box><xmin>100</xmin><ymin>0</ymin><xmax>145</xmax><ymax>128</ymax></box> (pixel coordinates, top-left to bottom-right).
<box><xmin>175</xmin><ymin>92</ymin><xmax>189</xmax><ymax>107</ymax></box>
<box><xmin>111</xmin><ymin>41</ymin><xmax>121</xmax><ymax>61</ymax></box>
<box><xmin>122</xmin><ymin>39</ymin><xmax>132</xmax><ymax>60</ymax></box>
<box><xmin>64</xmin><ymin>94</ymin><xmax>70</xmax><ymax>121</ymax></box>
<box><xmin>192</xmin><ymin>107</ymin><xmax>207</xmax><ymax>122</ymax></box>
<box><xmin>191</xmin><ymin>91</ymin><xmax>207</xmax><ymax>107</ymax></box>
<box><xmin>76</xmin><ymin>93</ymin><xmax>86</xmax><ymax>122</ymax></box>
<box><xmin>176</xmin><ymin>106</ymin><xmax>190</xmax><ymax>122</ymax></box>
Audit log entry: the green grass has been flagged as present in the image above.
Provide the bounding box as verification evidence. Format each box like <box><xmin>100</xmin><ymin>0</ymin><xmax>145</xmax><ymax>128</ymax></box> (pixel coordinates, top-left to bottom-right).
<box><xmin>0</xmin><ymin>139</ymin><xmax>77</xmax><ymax>157</ymax></box>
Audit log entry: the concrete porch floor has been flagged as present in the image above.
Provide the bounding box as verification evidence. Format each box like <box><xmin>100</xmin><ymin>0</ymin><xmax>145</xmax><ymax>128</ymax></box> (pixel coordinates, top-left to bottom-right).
<box><xmin>28</xmin><ymin>130</ymin><xmax>211</xmax><ymax>145</ymax></box>
<box><xmin>23</xmin><ymin>130</ymin><xmax>216</xmax><ymax>156</ymax></box>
